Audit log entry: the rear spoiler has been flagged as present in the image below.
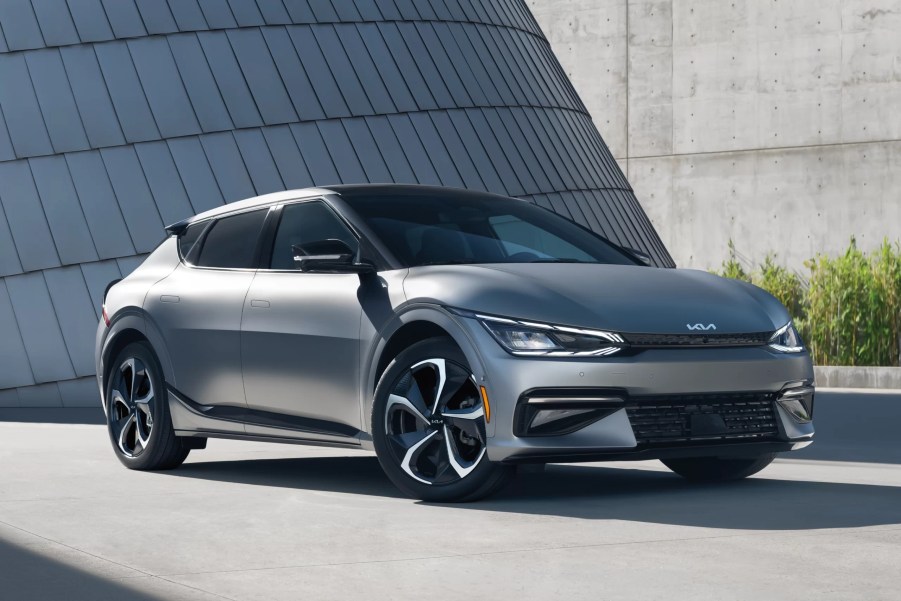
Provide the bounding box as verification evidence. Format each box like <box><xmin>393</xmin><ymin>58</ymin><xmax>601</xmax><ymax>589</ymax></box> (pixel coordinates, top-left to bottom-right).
<box><xmin>165</xmin><ymin>219</ymin><xmax>191</xmax><ymax>235</ymax></box>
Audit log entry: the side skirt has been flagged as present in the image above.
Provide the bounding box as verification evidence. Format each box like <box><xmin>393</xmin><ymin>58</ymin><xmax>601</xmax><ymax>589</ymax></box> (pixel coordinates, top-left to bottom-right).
<box><xmin>167</xmin><ymin>385</ymin><xmax>366</xmax><ymax>446</ymax></box>
<box><xmin>175</xmin><ymin>429</ymin><xmax>368</xmax><ymax>451</ymax></box>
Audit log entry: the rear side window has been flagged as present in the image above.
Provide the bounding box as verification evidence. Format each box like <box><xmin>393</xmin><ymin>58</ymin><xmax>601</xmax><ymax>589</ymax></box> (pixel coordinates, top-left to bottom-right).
<box><xmin>195</xmin><ymin>210</ymin><xmax>267</xmax><ymax>269</ymax></box>
<box><xmin>178</xmin><ymin>222</ymin><xmax>206</xmax><ymax>261</ymax></box>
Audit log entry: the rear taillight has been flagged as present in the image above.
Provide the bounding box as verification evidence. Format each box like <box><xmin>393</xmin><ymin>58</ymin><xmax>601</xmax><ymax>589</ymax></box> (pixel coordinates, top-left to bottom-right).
<box><xmin>102</xmin><ymin>305</ymin><xmax>110</xmax><ymax>327</ymax></box>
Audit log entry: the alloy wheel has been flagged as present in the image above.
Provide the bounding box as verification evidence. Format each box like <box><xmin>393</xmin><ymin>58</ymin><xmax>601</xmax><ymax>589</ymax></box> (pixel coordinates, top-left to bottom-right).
<box><xmin>109</xmin><ymin>357</ymin><xmax>155</xmax><ymax>458</ymax></box>
<box><xmin>384</xmin><ymin>358</ymin><xmax>487</xmax><ymax>485</ymax></box>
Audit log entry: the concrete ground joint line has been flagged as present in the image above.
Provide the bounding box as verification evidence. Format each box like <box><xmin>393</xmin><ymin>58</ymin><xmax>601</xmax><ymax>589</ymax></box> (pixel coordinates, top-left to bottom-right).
<box><xmin>150</xmin><ymin>575</ymin><xmax>242</xmax><ymax>601</ymax></box>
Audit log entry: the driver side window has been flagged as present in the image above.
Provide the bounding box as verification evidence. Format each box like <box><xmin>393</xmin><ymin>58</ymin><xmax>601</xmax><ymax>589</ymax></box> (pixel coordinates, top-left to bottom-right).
<box><xmin>269</xmin><ymin>201</ymin><xmax>358</xmax><ymax>270</ymax></box>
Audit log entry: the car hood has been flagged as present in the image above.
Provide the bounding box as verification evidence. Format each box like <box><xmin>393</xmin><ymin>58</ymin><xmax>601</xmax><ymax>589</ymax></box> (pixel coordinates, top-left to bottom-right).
<box><xmin>402</xmin><ymin>263</ymin><xmax>789</xmax><ymax>334</ymax></box>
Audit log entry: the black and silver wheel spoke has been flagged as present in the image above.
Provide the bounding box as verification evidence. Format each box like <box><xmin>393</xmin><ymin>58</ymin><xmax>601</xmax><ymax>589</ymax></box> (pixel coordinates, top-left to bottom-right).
<box><xmin>443</xmin><ymin>404</ymin><xmax>486</xmax><ymax>444</ymax></box>
<box><xmin>109</xmin><ymin>357</ymin><xmax>155</xmax><ymax>458</ymax></box>
<box><xmin>435</xmin><ymin>363</ymin><xmax>473</xmax><ymax>413</ymax></box>
<box><xmin>443</xmin><ymin>426</ymin><xmax>487</xmax><ymax>479</ymax></box>
<box><xmin>385</xmin><ymin>358</ymin><xmax>487</xmax><ymax>486</ymax></box>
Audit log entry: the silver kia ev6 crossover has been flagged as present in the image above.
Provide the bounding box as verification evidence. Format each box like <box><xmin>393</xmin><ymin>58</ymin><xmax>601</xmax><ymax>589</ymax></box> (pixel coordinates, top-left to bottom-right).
<box><xmin>96</xmin><ymin>184</ymin><xmax>815</xmax><ymax>501</ymax></box>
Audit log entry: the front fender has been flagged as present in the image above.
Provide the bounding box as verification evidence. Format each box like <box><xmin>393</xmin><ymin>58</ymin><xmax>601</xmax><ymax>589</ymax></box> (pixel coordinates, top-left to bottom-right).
<box><xmin>359</xmin><ymin>303</ymin><xmax>489</xmax><ymax>436</ymax></box>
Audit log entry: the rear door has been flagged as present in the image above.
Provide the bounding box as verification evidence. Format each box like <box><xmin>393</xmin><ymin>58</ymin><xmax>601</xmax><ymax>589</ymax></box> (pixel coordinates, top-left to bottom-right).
<box><xmin>147</xmin><ymin>208</ymin><xmax>269</xmax><ymax>410</ymax></box>
<box><xmin>240</xmin><ymin>200</ymin><xmax>364</xmax><ymax>439</ymax></box>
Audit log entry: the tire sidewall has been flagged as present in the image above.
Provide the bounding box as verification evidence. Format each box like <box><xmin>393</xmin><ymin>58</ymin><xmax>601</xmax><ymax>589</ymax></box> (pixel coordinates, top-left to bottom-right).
<box><xmin>371</xmin><ymin>337</ymin><xmax>508</xmax><ymax>502</ymax></box>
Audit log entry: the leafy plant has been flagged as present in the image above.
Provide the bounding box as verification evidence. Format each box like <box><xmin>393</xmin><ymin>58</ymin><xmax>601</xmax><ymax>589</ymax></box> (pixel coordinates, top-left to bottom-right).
<box><xmin>719</xmin><ymin>240</ymin><xmax>752</xmax><ymax>283</ymax></box>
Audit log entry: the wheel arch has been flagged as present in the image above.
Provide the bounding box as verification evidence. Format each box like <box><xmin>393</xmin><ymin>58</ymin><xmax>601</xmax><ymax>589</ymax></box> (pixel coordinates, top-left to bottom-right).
<box><xmin>361</xmin><ymin>306</ymin><xmax>487</xmax><ymax>432</ymax></box>
<box><xmin>100</xmin><ymin>311</ymin><xmax>175</xmax><ymax>405</ymax></box>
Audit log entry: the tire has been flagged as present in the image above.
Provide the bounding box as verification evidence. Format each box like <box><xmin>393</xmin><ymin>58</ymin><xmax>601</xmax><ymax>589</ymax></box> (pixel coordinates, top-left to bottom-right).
<box><xmin>372</xmin><ymin>337</ymin><xmax>513</xmax><ymax>502</ymax></box>
<box><xmin>105</xmin><ymin>341</ymin><xmax>190</xmax><ymax>470</ymax></box>
<box><xmin>661</xmin><ymin>453</ymin><xmax>777</xmax><ymax>482</ymax></box>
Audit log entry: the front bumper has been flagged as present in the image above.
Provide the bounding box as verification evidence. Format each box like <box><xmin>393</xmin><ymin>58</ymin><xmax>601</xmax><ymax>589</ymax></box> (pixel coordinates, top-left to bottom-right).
<box><xmin>457</xmin><ymin>318</ymin><xmax>816</xmax><ymax>463</ymax></box>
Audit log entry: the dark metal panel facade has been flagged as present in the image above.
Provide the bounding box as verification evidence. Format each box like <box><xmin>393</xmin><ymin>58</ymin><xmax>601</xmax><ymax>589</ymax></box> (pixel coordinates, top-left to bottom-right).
<box><xmin>43</xmin><ymin>265</ymin><xmax>98</xmax><ymax>377</ymax></box>
<box><xmin>166</xmin><ymin>137</ymin><xmax>226</xmax><ymax>213</ymax></box>
<box><xmin>234</xmin><ymin>128</ymin><xmax>285</xmax><ymax>195</ymax></box>
<box><xmin>0</xmin><ymin>280</ymin><xmax>34</xmax><ymax>388</ymax></box>
<box><xmin>128</xmin><ymin>37</ymin><xmax>202</xmax><ymax>138</ymax></box>
<box><xmin>0</xmin><ymin>0</ymin><xmax>672</xmax><ymax>405</ymax></box>
<box><xmin>168</xmin><ymin>0</ymin><xmax>208</xmax><ymax>32</ymax></box>
<box><xmin>168</xmin><ymin>33</ymin><xmax>234</xmax><ymax>133</ymax></box>
<box><xmin>61</xmin><ymin>45</ymin><xmax>127</xmax><ymax>148</ymax></box>
<box><xmin>5</xmin><ymin>272</ymin><xmax>76</xmax><ymax>383</ymax></box>
<box><xmin>100</xmin><ymin>0</ymin><xmax>146</xmax><ymax>39</ymax></box>
<box><xmin>66</xmin><ymin>151</ymin><xmax>136</xmax><ymax>259</ymax></box>
<box><xmin>0</xmin><ymin>1</ymin><xmax>44</xmax><ymax>51</ymax></box>
<box><xmin>134</xmin><ymin>141</ymin><xmax>196</xmax><ymax>225</ymax></box>
<box><xmin>67</xmin><ymin>0</ymin><xmax>115</xmax><ymax>42</ymax></box>
<box><xmin>29</xmin><ymin>156</ymin><xmax>99</xmax><ymax>265</ymax></box>
<box><xmin>94</xmin><ymin>41</ymin><xmax>161</xmax><ymax>143</ymax></box>
<box><xmin>31</xmin><ymin>0</ymin><xmax>80</xmax><ymax>47</ymax></box>
<box><xmin>0</xmin><ymin>161</ymin><xmax>60</xmax><ymax>272</ymax></box>
<box><xmin>99</xmin><ymin>146</ymin><xmax>165</xmax><ymax>253</ymax></box>
<box><xmin>0</xmin><ymin>53</ymin><xmax>54</xmax><ymax>157</ymax></box>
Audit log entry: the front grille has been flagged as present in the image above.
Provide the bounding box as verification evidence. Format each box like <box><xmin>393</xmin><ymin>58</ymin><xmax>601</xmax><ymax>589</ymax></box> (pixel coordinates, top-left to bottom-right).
<box><xmin>623</xmin><ymin>331</ymin><xmax>773</xmax><ymax>348</ymax></box>
<box><xmin>626</xmin><ymin>392</ymin><xmax>778</xmax><ymax>445</ymax></box>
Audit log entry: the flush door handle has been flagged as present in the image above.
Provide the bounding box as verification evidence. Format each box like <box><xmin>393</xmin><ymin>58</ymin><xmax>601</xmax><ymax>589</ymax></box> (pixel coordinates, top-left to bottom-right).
<box><xmin>250</xmin><ymin>300</ymin><xmax>270</xmax><ymax>309</ymax></box>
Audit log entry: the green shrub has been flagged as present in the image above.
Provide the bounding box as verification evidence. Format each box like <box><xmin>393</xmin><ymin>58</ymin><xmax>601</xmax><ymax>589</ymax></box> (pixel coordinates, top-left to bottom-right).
<box><xmin>720</xmin><ymin>240</ymin><xmax>752</xmax><ymax>283</ymax></box>
<box><xmin>757</xmin><ymin>254</ymin><xmax>805</xmax><ymax>319</ymax></box>
<box><xmin>715</xmin><ymin>238</ymin><xmax>901</xmax><ymax>367</ymax></box>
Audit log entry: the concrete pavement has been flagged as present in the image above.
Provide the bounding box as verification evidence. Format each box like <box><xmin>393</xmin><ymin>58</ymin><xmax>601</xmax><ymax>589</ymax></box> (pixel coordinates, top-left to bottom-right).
<box><xmin>1</xmin><ymin>391</ymin><xmax>899</xmax><ymax>600</ymax></box>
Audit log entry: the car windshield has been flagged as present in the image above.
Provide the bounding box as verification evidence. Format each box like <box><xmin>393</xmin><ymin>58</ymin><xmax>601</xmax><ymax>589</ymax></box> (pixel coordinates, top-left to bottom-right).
<box><xmin>344</xmin><ymin>194</ymin><xmax>639</xmax><ymax>268</ymax></box>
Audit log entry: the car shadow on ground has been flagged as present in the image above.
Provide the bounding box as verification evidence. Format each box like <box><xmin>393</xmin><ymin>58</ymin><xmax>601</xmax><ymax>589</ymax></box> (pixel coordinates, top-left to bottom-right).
<box><xmin>167</xmin><ymin>455</ymin><xmax>901</xmax><ymax>531</ymax></box>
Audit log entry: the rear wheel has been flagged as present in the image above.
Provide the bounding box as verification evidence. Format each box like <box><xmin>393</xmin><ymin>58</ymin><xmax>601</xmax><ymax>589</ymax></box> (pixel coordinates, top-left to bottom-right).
<box><xmin>372</xmin><ymin>338</ymin><xmax>512</xmax><ymax>502</ymax></box>
<box><xmin>662</xmin><ymin>453</ymin><xmax>777</xmax><ymax>482</ymax></box>
<box><xmin>105</xmin><ymin>342</ymin><xmax>190</xmax><ymax>470</ymax></box>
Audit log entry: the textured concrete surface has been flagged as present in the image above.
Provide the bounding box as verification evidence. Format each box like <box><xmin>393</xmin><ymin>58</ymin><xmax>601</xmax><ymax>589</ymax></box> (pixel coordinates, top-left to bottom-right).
<box><xmin>531</xmin><ymin>0</ymin><xmax>901</xmax><ymax>269</ymax></box>
<box><xmin>1</xmin><ymin>391</ymin><xmax>899</xmax><ymax>601</ymax></box>
<box><xmin>816</xmin><ymin>366</ymin><xmax>901</xmax><ymax>389</ymax></box>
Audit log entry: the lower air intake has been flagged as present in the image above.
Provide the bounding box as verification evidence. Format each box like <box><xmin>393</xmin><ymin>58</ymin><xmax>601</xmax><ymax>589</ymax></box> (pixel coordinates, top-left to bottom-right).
<box><xmin>626</xmin><ymin>392</ymin><xmax>778</xmax><ymax>445</ymax></box>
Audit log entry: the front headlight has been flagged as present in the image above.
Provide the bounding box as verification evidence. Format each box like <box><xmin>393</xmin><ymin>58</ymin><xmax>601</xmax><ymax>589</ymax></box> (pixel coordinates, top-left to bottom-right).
<box><xmin>476</xmin><ymin>314</ymin><xmax>625</xmax><ymax>357</ymax></box>
<box><xmin>769</xmin><ymin>322</ymin><xmax>804</xmax><ymax>353</ymax></box>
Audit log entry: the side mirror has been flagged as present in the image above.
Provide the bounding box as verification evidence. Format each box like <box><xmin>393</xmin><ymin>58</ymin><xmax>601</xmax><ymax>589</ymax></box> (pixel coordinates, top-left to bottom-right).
<box><xmin>292</xmin><ymin>240</ymin><xmax>375</xmax><ymax>274</ymax></box>
<box><xmin>625</xmin><ymin>248</ymin><xmax>652</xmax><ymax>266</ymax></box>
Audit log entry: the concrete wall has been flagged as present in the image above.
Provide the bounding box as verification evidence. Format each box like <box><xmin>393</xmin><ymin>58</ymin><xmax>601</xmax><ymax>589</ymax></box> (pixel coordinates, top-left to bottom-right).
<box><xmin>530</xmin><ymin>0</ymin><xmax>901</xmax><ymax>270</ymax></box>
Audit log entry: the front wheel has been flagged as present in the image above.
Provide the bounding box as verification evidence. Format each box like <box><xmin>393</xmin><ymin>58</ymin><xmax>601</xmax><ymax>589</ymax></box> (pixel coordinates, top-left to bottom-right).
<box><xmin>372</xmin><ymin>338</ymin><xmax>512</xmax><ymax>502</ymax></box>
<box><xmin>662</xmin><ymin>453</ymin><xmax>777</xmax><ymax>482</ymax></box>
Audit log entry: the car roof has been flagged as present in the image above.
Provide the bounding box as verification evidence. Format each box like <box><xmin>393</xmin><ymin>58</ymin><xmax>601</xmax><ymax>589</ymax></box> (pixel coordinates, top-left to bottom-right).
<box><xmin>164</xmin><ymin>184</ymin><xmax>518</xmax><ymax>233</ymax></box>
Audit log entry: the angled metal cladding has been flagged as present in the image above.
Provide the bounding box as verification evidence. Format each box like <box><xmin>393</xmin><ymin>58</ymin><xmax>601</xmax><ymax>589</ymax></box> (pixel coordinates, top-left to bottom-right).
<box><xmin>0</xmin><ymin>0</ymin><xmax>674</xmax><ymax>408</ymax></box>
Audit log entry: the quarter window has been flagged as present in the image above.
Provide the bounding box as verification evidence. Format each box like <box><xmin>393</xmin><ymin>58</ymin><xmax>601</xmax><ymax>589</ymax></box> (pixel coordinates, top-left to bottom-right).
<box><xmin>269</xmin><ymin>202</ymin><xmax>358</xmax><ymax>270</ymax></box>
<box><xmin>195</xmin><ymin>210</ymin><xmax>267</xmax><ymax>269</ymax></box>
<box><xmin>178</xmin><ymin>221</ymin><xmax>206</xmax><ymax>261</ymax></box>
